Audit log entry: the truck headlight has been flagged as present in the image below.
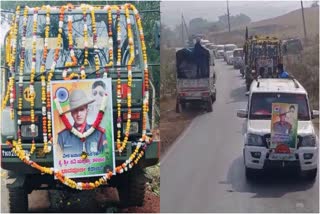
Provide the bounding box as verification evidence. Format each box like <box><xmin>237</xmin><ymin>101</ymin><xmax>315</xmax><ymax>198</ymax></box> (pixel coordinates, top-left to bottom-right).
<box><xmin>300</xmin><ymin>135</ymin><xmax>317</xmax><ymax>147</ymax></box>
<box><xmin>246</xmin><ymin>133</ymin><xmax>264</xmax><ymax>146</ymax></box>
<box><xmin>123</xmin><ymin>122</ymin><xmax>139</xmax><ymax>134</ymax></box>
<box><xmin>21</xmin><ymin>125</ymin><xmax>39</xmax><ymax>137</ymax></box>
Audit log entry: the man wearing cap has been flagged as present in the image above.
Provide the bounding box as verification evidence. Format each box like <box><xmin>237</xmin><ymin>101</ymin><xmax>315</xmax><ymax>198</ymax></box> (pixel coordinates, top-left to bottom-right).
<box><xmin>57</xmin><ymin>89</ymin><xmax>107</xmax><ymax>156</ymax></box>
<box><xmin>273</xmin><ymin>108</ymin><xmax>293</xmax><ymax>138</ymax></box>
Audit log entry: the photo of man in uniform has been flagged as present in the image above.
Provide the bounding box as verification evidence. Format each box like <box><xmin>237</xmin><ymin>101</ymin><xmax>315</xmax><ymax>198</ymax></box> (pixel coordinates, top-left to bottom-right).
<box><xmin>57</xmin><ymin>89</ymin><xmax>108</xmax><ymax>156</ymax></box>
<box><xmin>273</xmin><ymin>107</ymin><xmax>292</xmax><ymax>135</ymax></box>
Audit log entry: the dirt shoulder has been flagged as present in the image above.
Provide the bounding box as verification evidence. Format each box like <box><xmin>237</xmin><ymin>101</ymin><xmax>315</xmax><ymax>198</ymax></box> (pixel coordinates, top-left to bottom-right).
<box><xmin>160</xmin><ymin>96</ymin><xmax>201</xmax><ymax>157</ymax></box>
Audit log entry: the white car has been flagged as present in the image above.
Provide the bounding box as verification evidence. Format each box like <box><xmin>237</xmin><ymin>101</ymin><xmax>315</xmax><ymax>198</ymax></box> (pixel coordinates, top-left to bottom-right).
<box><xmin>225</xmin><ymin>51</ymin><xmax>234</xmax><ymax>65</ymax></box>
<box><xmin>237</xmin><ymin>78</ymin><xmax>319</xmax><ymax>181</ymax></box>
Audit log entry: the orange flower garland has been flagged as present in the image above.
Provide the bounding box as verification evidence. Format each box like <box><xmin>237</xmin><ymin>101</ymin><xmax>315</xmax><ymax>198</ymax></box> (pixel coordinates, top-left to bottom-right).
<box><xmin>90</xmin><ymin>6</ymin><xmax>101</xmax><ymax>77</ymax></box>
<box><xmin>40</xmin><ymin>5</ymin><xmax>51</xmax><ymax>153</ymax></box>
<box><xmin>65</xmin><ymin>4</ymin><xmax>77</xmax><ymax>67</ymax></box>
<box><xmin>8</xmin><ymin>6</ymin><xmax>20</xmax><ymax>119</ymax></box>
<box><xmin>115</xmin><ymin>6</ymin><xmax>123</xmax><ymax>152</ymax></box>
<box><xmin>118</xmin><ymin>4</ymin><xmax>133</xmax><ymax>154</ymax></box>
<box><xmin>81</xmin><ymin>4</ymin><xmax>89</xmax><ymax>66</ymax></box>
<box><xmin>29</xmin><ymin>7</ymin><xmax>39</xmax><ymax>154</ymax></box>
<box><xmin>46</xmin><ymin>5</ymin><xmax>65</xmax><ymax>146</ymax></box>
<box><xmin>16</xmin><ymin>6</ymin><xmax>29</xmax><ymax>151</ymax></box>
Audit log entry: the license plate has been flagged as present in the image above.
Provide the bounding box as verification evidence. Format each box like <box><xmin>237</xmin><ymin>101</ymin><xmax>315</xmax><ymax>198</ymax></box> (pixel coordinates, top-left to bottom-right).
<box><xmin>269</xmin><ymin>153</ymin><xmax>295</xmax><ymax>161</ymax></box>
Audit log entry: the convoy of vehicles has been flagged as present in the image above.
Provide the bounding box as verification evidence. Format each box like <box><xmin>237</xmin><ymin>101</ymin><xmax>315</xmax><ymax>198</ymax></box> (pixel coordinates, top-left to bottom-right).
<box><xmin>237</xmin><ymin>78</ymin><xmax>319</xmax><ymax>181</ymax></box>
<box><xmin>1</xmin><ymin>4</ymin><xmax>159</xmax><ymax>212</ymax></box>
<box><xmin>175</xmin><ymin>42</ymin><xmax>216</xmax><ymax>113</ymax></box>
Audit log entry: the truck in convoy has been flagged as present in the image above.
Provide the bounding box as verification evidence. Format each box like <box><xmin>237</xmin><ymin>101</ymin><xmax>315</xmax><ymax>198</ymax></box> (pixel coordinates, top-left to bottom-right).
<box><xmin>175</xmin><ymin>41</ymin><xmax>216</xmax><ymax>113</ymax></box>
<box><xmin>243</xmin><ymin>33</ymin><xmax>283</xmax><ymax>91</ymax></box>
<box><xmin>1</xmin><ymin>4</ymin><xmax>159</xmax><ymax>212</ymax></box>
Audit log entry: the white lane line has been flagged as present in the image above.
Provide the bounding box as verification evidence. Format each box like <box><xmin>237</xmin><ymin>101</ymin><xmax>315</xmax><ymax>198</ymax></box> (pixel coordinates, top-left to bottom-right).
<box><xmin>160</xmin><ymin>115</ymin><xmax>198</xmax><ymax>165</ymax></box>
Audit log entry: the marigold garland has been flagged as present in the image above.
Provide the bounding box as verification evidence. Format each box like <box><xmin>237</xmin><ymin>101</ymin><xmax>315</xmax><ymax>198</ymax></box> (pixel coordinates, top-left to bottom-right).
<box><xmin>8</xmin><ymin>6</ymin><xmax>20</xmax><ymax>119</ymax></box>
<box><xmin>90</xmin><ymin>6</ymin><xmax>101</xmax><ymax>77</ymax></box>
<box><xmin>81</xmin><ymin>4</ymin><xmax>89</xmax><ymax>66</ymax></box>
<box><xmin>4</xmin><ymin>4</ymin><xmax>154</xmax><ymax>191</ymax></box>
<box><xmin>16</xmin><ymin>6</ymin><xmax>29</xmax><ymax>151</ymax></box>
<box><xmin>115</xmin><ymin>6</ymin><xmax>123</xmax><ymax>152</ymax></box>
<box><xmin>40</xmin><ymin>5</ymin><xmax>51</xmax><ymax>153</ymax></box>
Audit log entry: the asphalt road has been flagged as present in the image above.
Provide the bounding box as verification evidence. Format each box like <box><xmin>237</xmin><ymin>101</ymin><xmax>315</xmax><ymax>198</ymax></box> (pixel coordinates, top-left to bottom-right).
<box><xmin>160</xmin><ymin>60</ymin><xmax>319</xmax><ymax>213</ymax></box>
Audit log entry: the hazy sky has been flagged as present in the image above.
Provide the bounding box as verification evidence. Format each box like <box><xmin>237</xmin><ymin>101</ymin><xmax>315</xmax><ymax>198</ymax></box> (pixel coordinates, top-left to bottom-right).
<box><xmin>161</xmin><ymin>1</ymin><xmax>309</xmax><ymax>28</ymax></box>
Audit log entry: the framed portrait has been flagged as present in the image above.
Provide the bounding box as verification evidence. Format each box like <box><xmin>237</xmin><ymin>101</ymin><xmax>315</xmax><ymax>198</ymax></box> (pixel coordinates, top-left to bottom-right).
<box><xmin>270</xmin><ymin>103</ymin><xmax>298</xmax><ymax>150</ymax></box>
<box><xmin>50</xmin><ymin>78</ymin><xmax>115</xmax><ymax>178</ymax></box>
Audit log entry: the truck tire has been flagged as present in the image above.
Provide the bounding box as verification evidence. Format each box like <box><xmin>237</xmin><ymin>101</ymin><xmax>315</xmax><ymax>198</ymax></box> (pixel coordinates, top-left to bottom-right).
<box><xmin>305</xmin><ymin>169</ymin><xmax>317</xmax><ymax>182</ymax></box>
<box><xmin>117</xmin><ymin>169</ymin><xmax>147</xmax><ymax>208</ymax></box>
<box><xmin>207</xmin><ymin>98</ymin><xmax>213</xmax><ymax>112</ymax></box>
<box><xmin>175</xmin><ymin>99</ymin><xmax>181</xmax><ymax>113</ymax></box>
<box><xmin>8</xmin><ymin>187</ymin><xmax>28</xmax><ymax>213</ymax></box>
<box><xmin>245</xmin><ymin>167</ymin><xmax>260</xmax><ymax>181</ymax></box>
<box><xmin>246</xmin><ymin>83</ymin><xmax>250</xmax><ymax>91</ymax></box>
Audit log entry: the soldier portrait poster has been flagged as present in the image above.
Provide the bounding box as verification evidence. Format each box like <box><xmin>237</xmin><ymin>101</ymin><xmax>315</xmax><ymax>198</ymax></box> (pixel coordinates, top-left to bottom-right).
<box><xmin>51</xmin><ymin>78</ymin><xmax>115</xmax><ymax>178</ymax></box>
<box><xmin>270</xmin><ymin>103</ymin><xmax>298</xmax><ymax>149</ymax></box>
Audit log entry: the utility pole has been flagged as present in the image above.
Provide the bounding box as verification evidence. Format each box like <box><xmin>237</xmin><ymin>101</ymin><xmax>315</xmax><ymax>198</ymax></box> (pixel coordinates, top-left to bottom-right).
<box><xmin>181</xmin><ymin>13</ymin><xmax>184</xmax><ymax>46</ymax></box>
<box><xmin>227</xmin><ymin>0</ymin><xmax>231</xmax><ymax>32</ymax></box>
<box><xmin>300</xmin><ymin>0</ymin><xmax>307</xmax><ymax>40</ymax></box>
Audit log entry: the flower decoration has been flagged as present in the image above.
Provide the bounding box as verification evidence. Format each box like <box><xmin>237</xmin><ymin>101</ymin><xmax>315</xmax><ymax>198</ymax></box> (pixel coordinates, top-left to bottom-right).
<box><xmin>4</xmin><ymin>4</ymin><xmax>154</xmax><ymax>191</ymax></box>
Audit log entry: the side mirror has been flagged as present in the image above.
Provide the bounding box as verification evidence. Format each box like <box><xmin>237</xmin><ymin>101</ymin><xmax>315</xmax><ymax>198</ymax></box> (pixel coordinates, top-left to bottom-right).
<box><xmin>311</xmin><ymin>110</ymin><xmax>319</xmax><ymax>119</ymax></box>
<box><xmin>153</xmin><ymin>21</ymin><xmax>160</xmax><ymax>50</ymax></box>
<box><xmin>237</xmin><ymin>109</ymin><xmax>248</xmax><ymax>118</ymax></box>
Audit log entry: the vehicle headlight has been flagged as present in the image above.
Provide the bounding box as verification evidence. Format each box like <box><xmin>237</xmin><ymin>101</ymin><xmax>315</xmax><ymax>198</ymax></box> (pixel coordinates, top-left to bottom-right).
<box><xmin>300</xmin><ymin>135</ymin><xmax>317</xmax><ymax>147</ymax></box>
<box><xmin>246</xmin><ymin>133</ymin><xmax>264</xmax><ymax>146</ymax></box>
<box><xmin>123</xmin><ymin>122</ymin><xmax>139</xmax><ymax>134</ymax></box>
<box><xmin>21</xmin><ymin>125</ymin><xmax>39</xmax><ymax>137</ymax></box>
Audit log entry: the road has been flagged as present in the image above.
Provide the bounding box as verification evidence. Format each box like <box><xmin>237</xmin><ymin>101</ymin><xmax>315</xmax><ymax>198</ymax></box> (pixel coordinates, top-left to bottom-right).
<box><xmin>160</xmin><ymin>60</ymin><xmax>319</xmax><ymax>213</ymax></box>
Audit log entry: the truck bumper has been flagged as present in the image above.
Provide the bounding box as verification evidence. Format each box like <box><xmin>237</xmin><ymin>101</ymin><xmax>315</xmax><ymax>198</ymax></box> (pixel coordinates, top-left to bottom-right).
<box><xmin>1</xmin><ymin>140</ymin><xmax>160</xmax><ymax>174</ymax></box>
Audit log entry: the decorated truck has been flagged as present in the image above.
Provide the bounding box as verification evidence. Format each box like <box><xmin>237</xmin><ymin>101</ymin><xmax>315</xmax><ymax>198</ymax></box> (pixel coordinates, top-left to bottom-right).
<box><xmin>1</xmin><ymin>3</ymin><xmax>159</xmax><ymax>212</ymax></box>
<box><xmin>243</xmin><ymin>29</ymin><xmax>283</xmax><ymax>91</ymax></box>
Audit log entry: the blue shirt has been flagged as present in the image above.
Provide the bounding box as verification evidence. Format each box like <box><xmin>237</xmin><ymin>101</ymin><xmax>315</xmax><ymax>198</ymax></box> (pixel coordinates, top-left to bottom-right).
<box><xmin>58</xmin><ymin>124</ymin><xmax>106</xmax><ymax>156</ymax></box>
<box><xmin>278</xmin><ymin>70</ymin><xmax>289</xmax><ymax>78</ymax></box>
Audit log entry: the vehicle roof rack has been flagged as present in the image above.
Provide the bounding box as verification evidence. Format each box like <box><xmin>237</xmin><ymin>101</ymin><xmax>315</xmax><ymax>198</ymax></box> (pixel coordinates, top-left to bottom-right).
<box><xmin>289</xmin><ymin>75</ymin><xmax>299</xmax><ymax>88</ymax></box>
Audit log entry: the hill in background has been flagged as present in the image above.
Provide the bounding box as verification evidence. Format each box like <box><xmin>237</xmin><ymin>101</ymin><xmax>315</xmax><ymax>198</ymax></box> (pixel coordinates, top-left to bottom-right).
<box><xmin>209</xmin><ymin>7</ymin><xmax>319</xmax><ymax>45</ymax></box>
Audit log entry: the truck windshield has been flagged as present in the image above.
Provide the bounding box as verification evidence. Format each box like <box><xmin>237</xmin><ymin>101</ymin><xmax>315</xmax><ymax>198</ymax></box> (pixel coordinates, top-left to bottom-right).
<box><xmin>16</xmin><ymin>12</ymin><xmax>140</xmax><ymax>74</ymax></box>
<box><xmin>249</xmin><ymin>93</ymin><xmax>310</xmax><ymax>120</ymax></box>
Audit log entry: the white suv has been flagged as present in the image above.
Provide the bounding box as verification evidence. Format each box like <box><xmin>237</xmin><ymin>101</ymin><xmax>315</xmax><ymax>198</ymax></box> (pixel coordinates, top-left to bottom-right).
<box><xmin>237</xmin><ymin>78</ymin><xmax>319</xmax><ymax>181</ymax></box>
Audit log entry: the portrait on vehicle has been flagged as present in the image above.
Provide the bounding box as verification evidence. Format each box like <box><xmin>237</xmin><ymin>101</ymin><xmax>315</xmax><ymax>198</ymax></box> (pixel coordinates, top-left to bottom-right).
<box><xmin>51</xmin><ymin>78</ymin><xmax>115</xmax><ymax>178</ymax></box>
<box><xmin>270</xmin><ymin>103</ymin><xmax>298</xmax><ymax>149</ymax></box>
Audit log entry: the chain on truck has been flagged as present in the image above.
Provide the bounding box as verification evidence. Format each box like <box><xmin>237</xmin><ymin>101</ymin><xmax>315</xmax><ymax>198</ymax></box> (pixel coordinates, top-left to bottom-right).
<box><xmin>0</xmin><ymin>3</ymin><xmax>160</xmax><ymax>212</ymax></box>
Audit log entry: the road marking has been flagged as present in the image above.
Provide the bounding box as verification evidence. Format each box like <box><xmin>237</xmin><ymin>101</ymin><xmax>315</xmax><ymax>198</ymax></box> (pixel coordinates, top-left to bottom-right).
<box><xmin>295</xmin><ymin>202</ymin><xmax>304</xmax><ymax>208</ymax></box>
<box><xmin>160</xmin><ymin>115</ymin><xmax>198</xmax><ymax>165</ymax></box>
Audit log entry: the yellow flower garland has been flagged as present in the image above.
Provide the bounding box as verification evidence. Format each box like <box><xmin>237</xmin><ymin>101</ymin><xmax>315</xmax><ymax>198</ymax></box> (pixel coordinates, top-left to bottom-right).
<box><xmin>8</xmin><ymin>6</ymin><xmax>20</xmax><ymax>119</ymax></box>
<box><xmin>17</xmin><ymin>6</ymin><xmax>29</xmax><ymax>151</ymax></box>
<box><xmin>29</xmin><ymin>7</ymin><xmax>39</xmax><ymax>154</ymax></box>
<box><xmin>90</xmin><ymin>6</ymin><xmax>101</xmax><ymax>77</ymax></box>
